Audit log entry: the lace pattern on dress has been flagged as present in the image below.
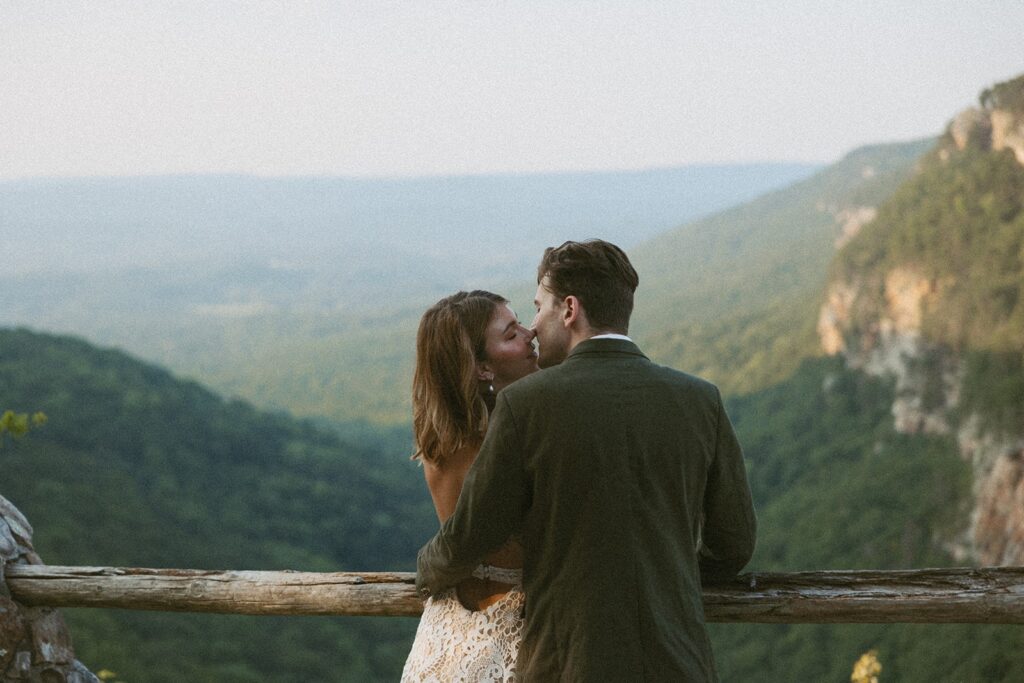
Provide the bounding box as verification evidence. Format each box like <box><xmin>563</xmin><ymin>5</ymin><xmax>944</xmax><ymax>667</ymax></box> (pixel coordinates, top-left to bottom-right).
<box><xmin>401</xmin><ymin>568</ymin><xmax>524</xmax><ymax>682</ymax></box>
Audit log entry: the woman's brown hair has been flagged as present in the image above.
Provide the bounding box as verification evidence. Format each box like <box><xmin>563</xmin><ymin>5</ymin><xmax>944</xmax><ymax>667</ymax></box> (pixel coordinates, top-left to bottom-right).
<box><xmin>412</xmin><ymin>290</ymin><xmax>507</xmax><ymax>465</ymax></box>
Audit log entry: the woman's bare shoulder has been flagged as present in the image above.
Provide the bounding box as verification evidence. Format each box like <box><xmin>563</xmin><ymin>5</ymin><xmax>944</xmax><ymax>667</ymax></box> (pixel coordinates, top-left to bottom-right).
<box><xmin>423</xmin><ymin>444</ymin><xmax>478</xmax><ymax>523</ymax></box>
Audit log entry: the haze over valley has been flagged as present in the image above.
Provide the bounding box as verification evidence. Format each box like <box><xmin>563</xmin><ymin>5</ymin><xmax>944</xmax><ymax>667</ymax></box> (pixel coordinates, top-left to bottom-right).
<box><xmin>3</xmin><ymin>3</ymin><xmax>1024</xmax><ymax>680</ymax></box>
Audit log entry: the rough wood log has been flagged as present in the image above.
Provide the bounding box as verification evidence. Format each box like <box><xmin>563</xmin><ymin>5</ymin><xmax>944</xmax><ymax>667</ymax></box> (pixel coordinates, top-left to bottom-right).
<box><xmin>7</xmin><ymin>566</ymin><xmax>424</xmax><ymax>617</ymax></box>
<box><xmin>703</xmin><ymin>567</ymin><xmax>1024</xmax><ymax>623</ymax></box>
<box><xmin>6</xmin><ymin>565</ymin><xmax>1024</xmax><ymax>623</ymax></box>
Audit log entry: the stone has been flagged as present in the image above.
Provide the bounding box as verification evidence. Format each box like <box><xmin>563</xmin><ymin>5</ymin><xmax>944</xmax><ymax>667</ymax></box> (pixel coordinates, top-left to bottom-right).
<box><xmin>32</xmin><ymin>666</ymin><xmax>68</xmax><ymax>683</ymax></box>
<box><xmin>883</xmin><ymin>267</ymin><xmax>932</xmax><ymax>334</ymax></box>
<box><xmin>0</xmin><ymin>594</ymin><xmax>28</xmax><ymax>673</ymax></box>
<box><xmin>991</xmin><ymin>109</ymin><xmax>1024</xmax><ymax>165</ymax></box>
<box><xmin>25</xmin><ymin>608</ymin><xmax>74</xmax><ymax>666</ymax></box>
<box><xmin>817</xmin><ymin>282</ymin><xmax>858</xmax><ymax>356</ymax></box>
<box><xmin>834</xmin><ymin>206</ymin><xmax>877</xmax><ymax>250</ymax></box>
<box><xmin>0</xmin><ymin>498</ymin><xmax>33</xmax><ymax>549</ymax></box>
<box><xmin>10</xmin><ymin>650</ymin><xmax>32</xmax><ymax>679</ymax></box>
<box><xmin>70</xmin><ymin>661</ymin><xmax>101</xmax><ymax>683</ymax></box>
<box><xmin>948</xmin><ymin>108</ymin><xmax>992</xmax><ymax>151</ymax></box>
<box><xmin>971</xmin><ymin>449</ymin><xmax>1024</xmax><ymax>565</ymax></box>
<box><xmin>0</xmin><ymin>520</ymin><xmax>18</xmax><ymax>562</ymax></box>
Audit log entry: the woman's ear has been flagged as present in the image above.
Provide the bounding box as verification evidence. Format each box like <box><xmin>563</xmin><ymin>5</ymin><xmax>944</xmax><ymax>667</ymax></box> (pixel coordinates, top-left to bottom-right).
<box><xmin>475</xmin><ymin>362</ymin><xmax>494</xmax><ymax>382</ymax></box>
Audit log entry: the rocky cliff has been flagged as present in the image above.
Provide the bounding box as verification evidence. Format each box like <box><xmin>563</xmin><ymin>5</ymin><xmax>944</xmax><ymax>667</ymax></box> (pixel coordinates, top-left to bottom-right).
<box><xmin>1</xmin><ymin>496</ymin><xmax>99</xmax><ymax>682</ymax></box>
<box><xmin>818</xmin><ymin>74</ymin><xmax>1024</xmax><ymax>566</ymax></box>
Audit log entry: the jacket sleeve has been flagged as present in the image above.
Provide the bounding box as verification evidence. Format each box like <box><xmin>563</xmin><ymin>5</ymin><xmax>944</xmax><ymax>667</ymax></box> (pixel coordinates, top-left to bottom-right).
<box><xmin>415</xmin><ymin>390</ymin><xmax>528</xmax><ymax>597</ymax></box>
<box><xmin>698</xmin><ymin>390</ymin><xmax>757</xmax><ymax>578</ymax></box>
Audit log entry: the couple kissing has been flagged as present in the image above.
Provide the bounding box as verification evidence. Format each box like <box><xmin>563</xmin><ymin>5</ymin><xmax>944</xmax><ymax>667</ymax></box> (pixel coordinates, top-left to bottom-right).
<box><xmin>402</xmin><ymin>239</ymin><xmax>756</xmax><ymax>682</ymax></box>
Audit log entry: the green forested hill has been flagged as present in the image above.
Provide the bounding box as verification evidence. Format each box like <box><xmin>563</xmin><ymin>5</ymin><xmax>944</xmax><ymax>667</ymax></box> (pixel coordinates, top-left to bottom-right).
<box><xmin>136</xmin><ymin>139</ymin><xmax>930</xmax><ymax>426</ymax></box>
<box><xmin>830</xmin><ymin>75</ymin><xmax>1024</xmax><ymax>440</ymax></box>
<box><xmin>0</xmin><ymin>164</ymin><xmax>817</xmax><ymax>428</ymax></box>
<box><xmin>630</xmin><ymin>138</ymin><xmax>934</xmax><ymax>396</ymax></box>
<box><xmin>715</xmin><ymin>74</ymin><xmax>1024</xmax><ymax>681</ymax></box>
<box><xmin>0</xmin><ymin>142</ymin><xmax>925</xmax><ymax>428</ymax></box>
<box><xmin>5</xmin><ymin>76</ymin><xmax>1024</xmax><ymax>681</ymax></box>
<box><xmin>6</xmin><ymin>334</ymin><xmax>1021</xmax><ymax>681</ymax></box>
<box><xmin>711</xmin><ymin>357</ymin><xmax>1023</xmax><ymax>681</ymax></box>
<box><xmin>0</xmin><ymin>327</ymin><xmax>432</xmax><ymax>681</ymax></box>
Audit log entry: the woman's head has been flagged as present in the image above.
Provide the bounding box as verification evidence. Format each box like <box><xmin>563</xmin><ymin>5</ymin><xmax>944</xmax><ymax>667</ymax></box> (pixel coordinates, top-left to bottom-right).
<box><xmin>413</xmin><ymin>290</ymin><xmax>538</xmax><ymax>465</ymax></box>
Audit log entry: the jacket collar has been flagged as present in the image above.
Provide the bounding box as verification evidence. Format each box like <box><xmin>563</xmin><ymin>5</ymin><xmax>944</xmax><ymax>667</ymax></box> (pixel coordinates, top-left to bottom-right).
<box><xmin>565</xmin><ymin>336</ymin><xmax>648</xmax><ymax>360</ymax></box>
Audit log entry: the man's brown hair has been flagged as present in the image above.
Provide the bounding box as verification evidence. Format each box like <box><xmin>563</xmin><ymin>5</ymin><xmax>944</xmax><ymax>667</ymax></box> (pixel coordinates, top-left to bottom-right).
<box><xmin>537</xmin><ymin>239</ymin><xmax>639</xmax><ymax>333</ymax></box>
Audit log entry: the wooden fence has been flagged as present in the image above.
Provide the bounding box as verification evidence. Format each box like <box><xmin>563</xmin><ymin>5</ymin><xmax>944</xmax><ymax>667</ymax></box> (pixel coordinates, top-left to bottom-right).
<box><xmin>7</xmin><ymin>565</ymin><xmax>1024</xmax><ymax>623</ymax></box>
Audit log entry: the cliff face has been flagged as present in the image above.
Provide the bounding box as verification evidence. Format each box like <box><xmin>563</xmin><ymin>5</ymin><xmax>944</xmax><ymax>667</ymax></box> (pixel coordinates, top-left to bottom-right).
<box><xmin>819</xmin><ymin>266</ymin><xmax>1023</xmax><ymax>566</ymax></box>
<box><xmin>1</xmin><ymin>495</ymin><xmax>99</xmax><ymax>682</ymax></box>
<box><xmin>818</xmin><ymin>75</ymin><xmax>1024</xmax><ymax>566</ymax></box>
<box><xmin>818</xmin><ymin>267</ymin><xmax>960</xmax><ymax>436</ymax></box>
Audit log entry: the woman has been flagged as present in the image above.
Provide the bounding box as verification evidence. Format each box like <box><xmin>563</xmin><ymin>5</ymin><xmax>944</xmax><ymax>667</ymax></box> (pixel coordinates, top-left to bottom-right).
<box><xmin>401</xmin><ymin>290</ymin><xmax>539</xmax><ymax>682</ymax></box>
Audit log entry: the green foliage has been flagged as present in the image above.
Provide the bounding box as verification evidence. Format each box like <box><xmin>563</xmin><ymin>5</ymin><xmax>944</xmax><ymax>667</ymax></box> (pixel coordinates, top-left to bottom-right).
<box><xmin>979</xmin><ymin>73</ymin><xmax>1024</xmax><ymax>112</ymax></box>
<box><xmin>641</xmin><ymin>295</ymin><xmax>820</xmax><ymax>397</ymax></box>
<box><xmin>1</xmin><ymin>165</ymin><xmax>817</xmax><ymax>427</ymax></box>
<box><xmin>710</xmin><ymin>358</ymin><xmax>1024</xmax><ymax>682</ymax></box>
<box><xmin>0</xmin><ymin>409</ymin><xmax>46</xmax><ymax>445</ymax></box>
<box><xmin>960</xmin><ymin>350</ymin><xmax>1024</xmax><ymax>437</ymax></box>
<box><xmin>0</xmin><ymin>328</ymin><xmax>432</xmax><ymax>681</ymax></box>
<box><xmin>4</xmin><ymin>323</ymin><xmax>1021</xmax><ymax>680</ymax></box>
<box><xmin>2</xmin><ymin>118</ymin><xmax>1019</xmax><ymax>679</ymax></box>
<box><xmin>835</xmin><ymin>144</ymin><xmax>1024</xmax><ymax>355</ymax></box>
<box><xmin>632</xmin><ymin>138</ymin><xmax>932</xmax><ymax>396</ymax></box>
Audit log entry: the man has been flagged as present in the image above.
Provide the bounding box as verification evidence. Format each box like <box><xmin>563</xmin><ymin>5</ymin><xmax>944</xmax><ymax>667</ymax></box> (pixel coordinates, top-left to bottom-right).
<box><xmin>416</xmin><ymin>239</ymin><xmax>756</xmax><ymax>681</ymax></box>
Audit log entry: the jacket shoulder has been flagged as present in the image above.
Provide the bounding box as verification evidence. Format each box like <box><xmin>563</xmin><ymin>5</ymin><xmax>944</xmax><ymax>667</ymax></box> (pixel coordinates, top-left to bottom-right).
<box><xmin>647</xmin><ymin>360</ymin><xmax>722</xmax><ymax>404</ymax></box>
<box><xmin>498</xmin><ymin>363</ymin><xmax>570</xmax><ymax>402</ymax></box>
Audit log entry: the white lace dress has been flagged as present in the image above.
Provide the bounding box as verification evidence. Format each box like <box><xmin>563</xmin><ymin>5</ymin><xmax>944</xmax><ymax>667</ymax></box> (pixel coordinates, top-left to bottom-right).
<box><xmin>401</xmin><ymin>565</ymin><xmax>525</xmax><ymax>682</ymax></box>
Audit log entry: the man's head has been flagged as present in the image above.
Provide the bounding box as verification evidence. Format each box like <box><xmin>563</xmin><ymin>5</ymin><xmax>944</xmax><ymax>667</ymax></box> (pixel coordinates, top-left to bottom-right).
<box><xmin>531</xmin><ymin>239</ymin><xmax>639</xmax><ymax>367</ymax></box>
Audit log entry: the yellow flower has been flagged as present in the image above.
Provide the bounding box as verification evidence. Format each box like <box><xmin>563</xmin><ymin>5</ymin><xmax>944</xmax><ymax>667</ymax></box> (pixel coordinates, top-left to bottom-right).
<box><xmin>851</xmin><ymin>649</ymin><xmax>882</xmax><ymax>683</ymax></box>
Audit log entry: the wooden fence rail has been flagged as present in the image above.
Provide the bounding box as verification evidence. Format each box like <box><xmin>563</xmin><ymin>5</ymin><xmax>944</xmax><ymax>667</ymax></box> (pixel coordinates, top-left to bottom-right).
<box><xmin>7</xmin><ymin>565</ymin><xmax>1024</xmax><ymax>624</ymax></box>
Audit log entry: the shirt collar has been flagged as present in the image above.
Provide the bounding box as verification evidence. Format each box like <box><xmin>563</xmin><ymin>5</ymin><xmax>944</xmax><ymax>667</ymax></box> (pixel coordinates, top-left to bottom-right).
<box><xmin>589</xmin><ymin>333</ymin><xmax>633</xmax><ymax>342</ymax></box>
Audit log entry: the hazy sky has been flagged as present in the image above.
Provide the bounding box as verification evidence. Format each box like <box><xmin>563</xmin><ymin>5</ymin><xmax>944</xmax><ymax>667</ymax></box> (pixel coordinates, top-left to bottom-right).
<box><xmin>2</xmin><ymin>1</ymin><xmax>1022</xmax><ymax>179</ymax></box>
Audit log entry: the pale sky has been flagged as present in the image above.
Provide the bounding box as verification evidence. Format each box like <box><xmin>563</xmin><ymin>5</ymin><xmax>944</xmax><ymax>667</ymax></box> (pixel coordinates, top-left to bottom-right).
<box><xmin>1</xmin><ymin>1</ymin><xmax>1022</xmax><ymax>179</ymax></box>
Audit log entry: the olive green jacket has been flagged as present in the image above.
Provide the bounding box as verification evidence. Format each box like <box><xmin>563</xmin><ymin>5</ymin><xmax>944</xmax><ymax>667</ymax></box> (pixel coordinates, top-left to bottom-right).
<box><xmin>416</xmin><ymin>338</ymin><xmax>756</xmax><ymax>681</ymax></box>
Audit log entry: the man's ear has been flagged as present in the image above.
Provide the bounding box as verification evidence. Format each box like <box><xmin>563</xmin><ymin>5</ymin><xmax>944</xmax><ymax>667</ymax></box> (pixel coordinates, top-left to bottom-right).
<box><xmin>562</xmin><ymin>295</ymin><xmax>581</xmax><ymax>328</ymax></box>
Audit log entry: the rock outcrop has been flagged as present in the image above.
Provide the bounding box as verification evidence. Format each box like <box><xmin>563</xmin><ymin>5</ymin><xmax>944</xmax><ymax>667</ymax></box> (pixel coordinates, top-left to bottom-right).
<box><xmin>834</xmin><ymin>206</ymin><xmax>878</xmax><ymax>250</ymax></box>
<box><xmin>947</xmin><ymin>92</ymin><xmax>1024</xmax><ymax>164</ymax></box>
<box><xmin>818</xmin><ymin>75</ymin><xmax>1024</xmax><ymax>566</ymax></box>
<box><xmin>818</xmin><ymin>267</ymin><xmax>960</xmax><ymax>435</ymax></box>
<box><xmin>819</xmin><ymin>262</ymin><xmax>1024</xmax><ymax>565</ymax></box>
<box><xmin>1</xmin><ymin>495</ymin><xmax>99</xmax><ymax>683</ymax></box>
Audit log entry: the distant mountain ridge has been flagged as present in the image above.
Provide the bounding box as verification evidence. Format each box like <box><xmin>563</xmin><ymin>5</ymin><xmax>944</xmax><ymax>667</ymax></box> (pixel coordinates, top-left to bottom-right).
<box><xmin>0</xmin><ymin>162</ymin><xmax>819</xmax><ymax>424</ymax></box>
<box><xmin>1</xmin><ymin>163</ymin><xmax>818</xmax><ymax>279</ymax></box>
<box><xmin>0</xmin><ymin>147</ymin><xmax>921</xmax><ymax>424</ymax></box>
